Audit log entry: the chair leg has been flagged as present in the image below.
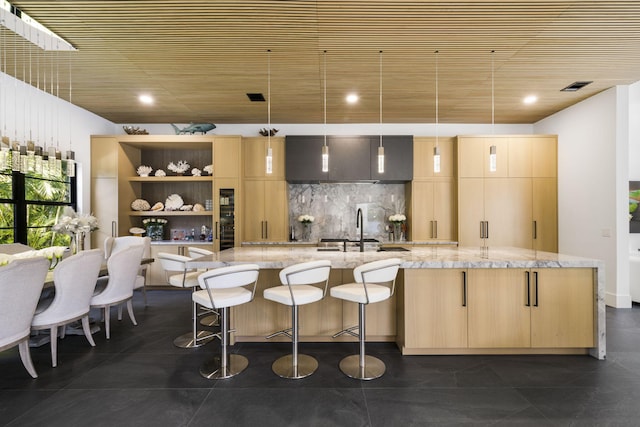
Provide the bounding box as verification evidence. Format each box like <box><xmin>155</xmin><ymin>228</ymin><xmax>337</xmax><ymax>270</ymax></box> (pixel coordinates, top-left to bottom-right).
<box><xmin>104</xmin><ymin>306</ymin><xmax>111</xmax><ymax>339</ymax></box>
<box><xmin>200</xmin><ymin>306</ymin><xmax>248</xmax><ymax>380</ymax></box>
<box><xmin>126</xmin><ymin>300</ymin><xmax>137</xmax><ymax>326</ymax></box>
<box><xmin>117</xmin><ymin>305</ymin><xmax>123</xmax><ymax>321</ymax></box>
<box><xmin>50</xmin><ymin>326</ymin><xmax>58</xmax><ymax>368</ymax></box>
<box><xmin>271</xmin><ymin>305</ymin><xmax>318</xmax><ymax>379</ymax></box>
<box><xmin>337</xmin><ymin>303</ymin><xmax>386</xmax><ymax>380</ymax></box>
<box><xmin>18</xmin><ymin>339</ymin><xmax>37</xmax><ymax>378</ymax></box>
<box><xmin>82</xmin><ymin>315</ymin><xmax>96</xmax><ymax>347</ymax></box>
<box><xmin>141</xmin><ymin>283</ymin><xmax>147</xmax><ymax>306</ymax></box>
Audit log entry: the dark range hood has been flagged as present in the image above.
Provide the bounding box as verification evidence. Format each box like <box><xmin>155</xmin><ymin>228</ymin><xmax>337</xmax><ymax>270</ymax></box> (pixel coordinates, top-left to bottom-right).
<box><xmin>286</xmin><ymin>135</ymin><xmax>413</xmax><ymax>183</ymax></box>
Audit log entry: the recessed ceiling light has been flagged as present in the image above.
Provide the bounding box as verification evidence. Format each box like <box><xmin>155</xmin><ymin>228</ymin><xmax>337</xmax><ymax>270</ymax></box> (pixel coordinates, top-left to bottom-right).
<box><xmin>346</xmin><ymin>93</ymin><xmax>359</xmax><ymax>104</ymax></box>
<box><xmin>523</xmin><ymin>95</ymin><xmax>538</xmax><ymax>105</ymax></box>
<box><xmin>139</xmin><ymin>94</ymin><xmax>154</xmax><ymax>105</ymax></box>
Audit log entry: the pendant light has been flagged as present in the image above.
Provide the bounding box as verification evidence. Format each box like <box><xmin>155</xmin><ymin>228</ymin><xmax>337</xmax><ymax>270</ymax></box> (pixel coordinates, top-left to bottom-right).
<box><xmin>488</xmin><ymin>50</ymin><xmax>497</xmax><ymax>173</ymax></box>
<box><xmin>433</xmin><ymin>50</ymin><xmax>441</xmax><ymax>174</ymax></box>
<box><xmin>10</xmin><ymin>27</ymin><xmax>22</xmax><ymax>173</ymax></box>
<box><xmin>321</xmin><ymin>50</ymin><xmax>329</xmax><ymax>173</ymax></box>
<box><xmin>65</xmin><ymin>50</ymin><xmax>75</xmax><ymax>177</ymax></box>
<box><xmin>377</xmin><ymin>50</ymin><xmax>384</xmax><ymax>174</ymax></box>
<box><xmin>0</xmin><ymin>19</ymin><xmax>9</xmax><ymax>171</ymax></box>
<box><xmin>265</xmin><ymin>49</ymin><xmax>273</xmax><ymax>175</ymax></box>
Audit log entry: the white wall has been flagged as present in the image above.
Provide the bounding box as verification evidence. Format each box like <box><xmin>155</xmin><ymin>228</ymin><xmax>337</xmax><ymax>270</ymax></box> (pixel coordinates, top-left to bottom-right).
<box><xmin>535</xmin><ymin>87</ymin><xmax>630</xmax><ymax>307</ymax></box>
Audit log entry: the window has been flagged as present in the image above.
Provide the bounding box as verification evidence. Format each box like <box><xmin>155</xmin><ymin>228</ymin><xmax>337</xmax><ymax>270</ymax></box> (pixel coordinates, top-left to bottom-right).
<box><xmin>0</xmin><ymin>160</ymin><xmax>76</xmax><ymax>249</ymax></box>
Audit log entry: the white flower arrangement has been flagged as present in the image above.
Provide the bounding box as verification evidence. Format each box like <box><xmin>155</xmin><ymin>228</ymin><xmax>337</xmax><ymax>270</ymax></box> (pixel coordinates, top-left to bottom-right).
<box><xmin>389</xmin><ymin>213</ymin><xmax>406</xmax><ymax>224</ymax></box>
<box><xmin>203</xmin><ymin>164</ymin><xmax>213</xmax><ymax>175</ymax></box>
<box><xmin>5</xmin><ymin>246</ymin><xmax>68</xmax><ymax>269</ymax></box>
<box><xmin>136</xmin><ymin>165</ymin><xmax>152</xmax><ymax>177</ymax></box>
<box><xmin>298</xmin><ymin>214</ymin><xmax>315</xmax><ymax>224</ymax></box>
<box><xmin>167</xmin><ymin>160</ymin><xmax>190</xmax><ymax>174</ymax></box>
<box><xmin>154</xmin><ymin>169</ymin><xmax>166</xmax><ymax>177</ymax></box>
<box><xmin>191</xmin><ymin>168</ymin><xmax>202</xmax><ymax>176</ymax></box>
<box><xmin>142</xmin><ymin>218</ymin><xmax>168</xmax><ymax>225</ymax></box>
<box><xmin>53</xmin><ymin>206</ymin><xmax>99</xmax><ymax>236</ymax></box>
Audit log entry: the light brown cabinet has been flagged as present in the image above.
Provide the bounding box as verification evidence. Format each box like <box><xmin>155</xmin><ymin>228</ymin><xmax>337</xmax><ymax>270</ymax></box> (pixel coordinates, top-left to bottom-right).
<box><xmin>409</xmin><ymin>137</ymin><xmax>456</xmax><ymax>241</ymax></box>
<box><xmin>400</xmin><ymin>267</ymin><xmax>595</xmax><ymax>354</ymax></box>
<box><xmin>457</xmin><ymin>135</ymin><xmax>557</xmax><ymax>251</ymax></box>
<box><xmin>242</xmin><ymin>136</ymin><xmax>288</xmax><ymax>242</ymax></box>
<box><xmin>90</xmin><ymin>135</ymin><xmax>242</xmax><ymax>252</ymax></box>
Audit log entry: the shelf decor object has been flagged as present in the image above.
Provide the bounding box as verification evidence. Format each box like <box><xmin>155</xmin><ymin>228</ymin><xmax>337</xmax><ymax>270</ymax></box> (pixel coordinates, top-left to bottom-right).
<box><xmin>137</xmin><ymin>165</ymin><xmax>152</xmax><ymax>177</ymax></box>
<box><xmin>167</xmin><ymin>160</ymin><xmax>190</xmax><ymax>175</ymax></box>
<box><xmin>131</xmin><ymin>199</ymin><xmax>151</xmax><ymax>211</ymax></box>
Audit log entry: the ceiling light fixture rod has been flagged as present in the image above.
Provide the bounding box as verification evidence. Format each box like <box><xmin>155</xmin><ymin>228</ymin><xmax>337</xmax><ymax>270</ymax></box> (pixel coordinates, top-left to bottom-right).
<box><xmin>491</xmin><ymin>49</ymin><xmax>495</xmax><ymax>133</ymax></box>
<box><xmin>265</xmin><ymin>49</ymin><xmax>273</xmax><ymax>175</ymax></box>
<box><xmin>377</xmin><ymin>50</ymin><xmax>384</xmax><ymax>174</ymax></box>
<box><xmin>434</xmin><ymin>50</ymin><xmax>441</xmax><ymax>174</ymax></box>
<box><xmin>321</xmin><ymin>49</ymin><xmax>328</xmax><ymax>173</ymax></box>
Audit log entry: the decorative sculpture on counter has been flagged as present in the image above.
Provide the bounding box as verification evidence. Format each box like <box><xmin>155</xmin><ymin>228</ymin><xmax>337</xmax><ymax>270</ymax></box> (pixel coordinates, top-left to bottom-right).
<box><xmin>170</xmin><ymin>123</ymin><xmax>216</xmax><ymax>134</ymax></box>
<box><xmin>259</xmin><ymin>128</ymin><xmax>279</xmax><ymax>136</ymax></box>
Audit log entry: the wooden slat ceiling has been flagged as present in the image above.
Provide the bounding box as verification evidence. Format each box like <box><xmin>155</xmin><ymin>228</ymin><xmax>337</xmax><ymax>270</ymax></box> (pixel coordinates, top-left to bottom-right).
<box><xmin>3</xmin><ymin>1</ymin><xmax>640</xmax><ymax>125</ymax></box>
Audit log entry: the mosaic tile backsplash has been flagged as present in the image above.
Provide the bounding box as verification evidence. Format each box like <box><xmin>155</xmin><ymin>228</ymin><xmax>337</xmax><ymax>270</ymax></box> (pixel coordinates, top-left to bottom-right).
<box><xmin>288</xmin><ymin>183</ymin><xmax>406</xmax><ymax>242</ymax></box>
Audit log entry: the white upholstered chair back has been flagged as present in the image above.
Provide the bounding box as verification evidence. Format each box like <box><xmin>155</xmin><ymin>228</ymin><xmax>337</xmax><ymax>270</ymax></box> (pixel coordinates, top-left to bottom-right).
<box><xmin>93</xmin><ymin>245</ymin><xmax>144</xmax><ymax>305</ymax></box>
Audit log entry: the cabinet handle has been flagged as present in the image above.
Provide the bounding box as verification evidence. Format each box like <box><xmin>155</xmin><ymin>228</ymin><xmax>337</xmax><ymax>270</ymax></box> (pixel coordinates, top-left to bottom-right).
<box><xmin>430</xmin><ymin>221</ymin><xmax>434</xmax><ymax>239</ymax></box>
<box><xmin>533</xmin><ymin>271</ymin><xmax>539</xmax><ymax>307</ymax></box>
<box><xmin>485</xmin><ymin>221</ymin><xmax>489</xmax><ymax>239</ymax></box>
<box><xmin>479</xmin><ymin>221</ymin><xmax>484</xmax><ymax>239</ymax></box>
<box><xmin>215</xmin><ymin>222</ymin><xmax>219</xmax><ymax>239</ymax></box>
<box><xmin>111</xmin><ymin>221</ymin><xmax>117</xmax><ymax>237</ymax></box>
<box><xmin>462</xmin><ymin>271</ymin><xmax>467</xmax><ymax>307</ymax></box>
<box><xmin>525</xmin><ymin>271</ymin><xmax>530</xmax><ymax>307</ymax></box>
<box><xmin>265</xmin><ymin>221</ymin><xmax>268</xmax><ymax>239</ymax></box>
<box><xmin>533</xmin><ymin>220</ymin><xmax>537</xmax><ymax>240</ymax></box>
<box><xmin>434</xmin><ymin>220</ymin><xmax>438</xmax><ymax>239</ymax></box>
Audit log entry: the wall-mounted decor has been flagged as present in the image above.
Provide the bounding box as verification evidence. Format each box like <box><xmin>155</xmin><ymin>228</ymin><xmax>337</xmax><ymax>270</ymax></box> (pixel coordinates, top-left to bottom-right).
<box><xmin>630</xmin><ymin>181</ymin><xmax>640</xmax><ymax>233</ymax></box>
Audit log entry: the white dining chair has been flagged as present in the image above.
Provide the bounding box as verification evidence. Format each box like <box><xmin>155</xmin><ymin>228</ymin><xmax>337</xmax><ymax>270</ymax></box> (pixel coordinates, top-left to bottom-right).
<box><xmin>0</xmin><ymin>257</ymin><xmax>49</xmax><ymax>378</ymax></box>
<box><xmin>90</xmin><ymin>244</ymin><xmax>144</xmax><ymax>339</ymax></box>
<box><xmin>104</xmin><ymin>236</ymin><xmax>151</xmax><ymax>306</ymax></box>
<box><xmin>31</xmin><ymin>249</ymin><xmax>103</xmax><ymax>367</ymax></box>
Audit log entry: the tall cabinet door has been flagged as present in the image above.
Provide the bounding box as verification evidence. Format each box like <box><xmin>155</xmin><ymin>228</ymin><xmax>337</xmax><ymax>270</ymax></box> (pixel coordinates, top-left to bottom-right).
<box><xmin>263</xmin><ymin>180</ymin><xmax>287</xmax><ymax>241</ymax></box>
<box><xmin>485</xmin><ymin>178</ymin><xmax>532</xmax><ymax>248</ymax></box>
<box><xmin>458</xmin><ymin>178</ymin><xmax>484</xmax><ymax>247</ymax></box>
<box><xmin>243</xmin><ymin>180</ymin><xmax>265</xmax><ymax>241</ymax></box>
<box><xmin>433</xmin><ymin>179</ymin><xmax>455</xmax><ymax>240</ymax></box>
<box><xmin>533</xmin><ymin>178</ymin><xmax>557</xmax><ymax>252</ymax></box>
<box><xmin>410</xmin><ymin>181</ymin><xmax>434</xmax><ymax>240</ymax></box>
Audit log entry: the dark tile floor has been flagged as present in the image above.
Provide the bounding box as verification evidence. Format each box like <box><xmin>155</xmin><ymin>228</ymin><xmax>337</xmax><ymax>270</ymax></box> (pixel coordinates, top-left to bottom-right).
<box><xmin>1</xmin><ymin>290</ymin><xmax>640</xmax><ymax>426</ymax></box>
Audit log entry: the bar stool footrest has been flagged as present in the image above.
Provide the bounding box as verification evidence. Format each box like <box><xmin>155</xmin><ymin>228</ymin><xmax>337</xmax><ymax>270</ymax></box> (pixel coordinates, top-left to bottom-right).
<box><xmin>173</xmin><ymin>330</ymin><xmax>216</xmax><ymax>349</ymax></box>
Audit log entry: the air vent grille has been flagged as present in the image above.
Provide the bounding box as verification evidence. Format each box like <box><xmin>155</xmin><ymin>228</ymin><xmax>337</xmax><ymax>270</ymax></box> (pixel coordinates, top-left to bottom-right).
<box><xmin>247</xmin><ymin>93</ymin><xmax>265</xmax><ymax>102</ymax></box>
<box><xmin>561</xmin><ymin>81</ymin><xmax>593</xmax><ymax>92</ymax></box>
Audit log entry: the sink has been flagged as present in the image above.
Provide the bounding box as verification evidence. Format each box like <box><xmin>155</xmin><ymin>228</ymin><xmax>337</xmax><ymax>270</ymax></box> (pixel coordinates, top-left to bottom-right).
<box><xmin>377</xmin><ymin>246</ymin><xmax>410</xmax><ymax>252</ymax></box>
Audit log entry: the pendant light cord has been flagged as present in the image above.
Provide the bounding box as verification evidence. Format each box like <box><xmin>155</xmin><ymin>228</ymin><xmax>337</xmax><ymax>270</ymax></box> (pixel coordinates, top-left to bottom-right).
<box><xmin>491</xmin><ymin>50</ymin><xmax>495</xmax><ymax>133</ymax></box>
<box><xmin>267</xmin><ymin>49</ymin><xmax>271</xmax><ymax>150</ymax></box>
<box><xmin>379</xmin><ymin>50</ymin><xmax>383</xmax><ymax>147</ymax></box>
<box><xmin>435</xmin><ymin>50</ymin><xmax>439</xmax><ymax>146</ymax></box>
<box><xmin>323</xmin><ymin>50</ymin><xmax>327</xmax><ymax>147</ymax></box>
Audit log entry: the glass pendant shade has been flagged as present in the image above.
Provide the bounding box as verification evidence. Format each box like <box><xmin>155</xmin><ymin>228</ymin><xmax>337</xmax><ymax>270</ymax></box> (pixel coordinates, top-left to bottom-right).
<box><xmin>65</xmin><ymin>150</ymin><xmax>75</xmax><ymax>177</ymax></box>
<box><xmin>489</xmin><ymin>145</ymin><xmax>497</xmax><ymax>172</ymax></box>
<box><xmin>433</xmin><ymin>146</ymin><xmax>441</xmax><ymax>173</ymax></box>
<box><xmin>48</xmin><ymin>146</ymin><xmax>56</xmax><ymax>173</ymax></box>
<box><xmin>26</xmin><ymin>141</ymin><xmax>36</xmax><ymax>174</ymax></box>
<box><xmin>34</xmin><ymin>146</ymin><xmax>43</xmax><ymax>176</ymax></box>
<box><xmin>55</xmin><ymin>150</ymin><xmax>62</xmax><ymax>177</ymax></box>
<box><xmin>377</xmin><ymin>145</ymin><xmax>385</xmax><ymax>174</ymax></box>
<box><xmin>265</xmin><ymin>146</ymin><xmax>273</xmax><ymax>175</ymax></box>
<box><xmin>19</xmin><ymin>145</ymin><xmax>28</xmax><ymax>174</ymax></box>
<box><xmin>321</xmin><ymin>144</ymin><xmax>329</xmax><ymax>173</ymax></box>
<box><xmin>11</xmin><ymin>141</ymin><xmax>21</xmax><ymax>171</ymax></box>
<box><xmin>0</xmin><ymin>137</ymin><xmax>9</xmax><ymax>171</ymax></box>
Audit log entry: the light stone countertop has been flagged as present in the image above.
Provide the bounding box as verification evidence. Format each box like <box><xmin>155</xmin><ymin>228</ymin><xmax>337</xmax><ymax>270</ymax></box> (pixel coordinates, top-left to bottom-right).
<box><xmin>188</xmin><ymin>245</ymin><xmax>603</xmax><ymax>270</ymax></box>
<box><xmin>187</xmin><ymin>245</ymin><xmax>605</xmax><ymax>360</ymax></box>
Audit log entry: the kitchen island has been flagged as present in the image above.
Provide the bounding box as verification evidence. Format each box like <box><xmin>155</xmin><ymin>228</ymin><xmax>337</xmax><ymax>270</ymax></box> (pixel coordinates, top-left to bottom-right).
<box><xmin>187</xmin><ymin>246</ymin><xmax>605</xmax><ymax>359</ymax></box>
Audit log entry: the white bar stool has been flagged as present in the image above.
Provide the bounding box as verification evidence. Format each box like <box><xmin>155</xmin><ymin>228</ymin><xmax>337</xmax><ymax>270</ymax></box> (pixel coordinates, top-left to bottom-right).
<box><xmin>158</xmin><ymin>252</ymin><xmax>215</xmax><ymax>348</ymax></box>
<box><xmin>330</xmin><ymin>258</ymin><xmax>401</xmax><ymax>380</ymax></box>
<box><xmin>187</xmin><ymin>246</ymin><xmax>219</xmax><ymax>327</ymax></box>
<box><xmin>263</xmin><ymin>260</ymin><xmax>331</xmax><ymax>379</ymax></box>
<box><xmin>194</xmin><ymin>264</ymin><xmax>260</xmax><ymax>379</ymax></box>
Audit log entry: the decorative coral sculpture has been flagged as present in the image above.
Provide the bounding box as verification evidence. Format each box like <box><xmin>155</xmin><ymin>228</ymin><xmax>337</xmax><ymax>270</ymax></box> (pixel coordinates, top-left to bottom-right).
<box><xmin>137</xmin><ymin>165</ymin><xmax>152</xmax><ymax>177</ymax></box>
<box><xmin>164</xmin><ymin>194</ymin><xmax>184</xmax><ymax>211</ymax></box>
<box><xmin>203</xmin><ymin>164</ymin><xmax>213</xmax><ymax>175</ymax></box>
<box><xmin>167</xmin><ymin>160</ymin><xmax>190</xmax><ymax>175</ymax></box>
<box><xmin>131</xmin><ymin>199</ymin><xmax>151</xmax><ymax>211</ymax></box>
<box><xmin>154</xmin><ymin>169</ymin><xmax>166</xmax><ymax>177</ymax></box>
<box><xmin>191</xmin><ymin>168</ymin><xmax>202</xmax><ymax>177</ymax></box>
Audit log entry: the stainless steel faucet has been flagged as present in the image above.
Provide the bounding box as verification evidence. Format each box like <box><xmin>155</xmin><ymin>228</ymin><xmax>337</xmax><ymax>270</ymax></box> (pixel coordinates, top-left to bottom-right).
<box><xmin>356</xmin><ymin>208</ymin><xmax>364</xmax><ymax>252</ymax></box>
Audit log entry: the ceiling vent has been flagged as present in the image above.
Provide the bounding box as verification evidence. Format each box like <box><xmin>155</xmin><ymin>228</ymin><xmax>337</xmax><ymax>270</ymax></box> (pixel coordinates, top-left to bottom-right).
<box><xmin>247</xmin><ymin>93</ymin><xmax>265</xmax><ymax>102</ymax></box>
<box><xmin>560</xmin><ymin>81</ymin><xmax>593</xmax><ymax>92</ymax></box>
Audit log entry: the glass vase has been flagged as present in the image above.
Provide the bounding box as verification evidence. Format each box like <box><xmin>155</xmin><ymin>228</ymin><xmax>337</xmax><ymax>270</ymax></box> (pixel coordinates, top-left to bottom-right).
<box><xmin>393</xmin><ymin>223</ymin><xmax>403</xmax><ymax>242</ymax></box>
<box><xmin>73</xmin><ymin>232</ymin><xmax>85</xmax><ymax>253</ymax></box>
<box><xmin>146</xmin><ymin>224</ymin><xmax>165</xmax><ymax>241</ymax></box>
<box><xmin>301</xmin><ymin>223</ymin><xmax>311</xmax><ymax>241</ymax></box>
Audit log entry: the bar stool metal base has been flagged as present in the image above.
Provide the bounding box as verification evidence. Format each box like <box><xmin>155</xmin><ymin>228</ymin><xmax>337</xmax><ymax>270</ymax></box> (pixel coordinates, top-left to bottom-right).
<box><xmin>173</xmin><ymin>330</ymin><xmax>215</xmax><ymax>349</ymax></box>
<box><xmin>200</xmin><ymin>354</ymin><xmax>248</xmax><ymax>379</ymax></box>
<box><xmin>338</xmin><ymin>354</ymin><xmax>385</xmax><ymax>380</ymax></box>
<box><xmin>272</xmin><ymin>354</ymin><xmax>318</xmax><ymax>379</ymax></box>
